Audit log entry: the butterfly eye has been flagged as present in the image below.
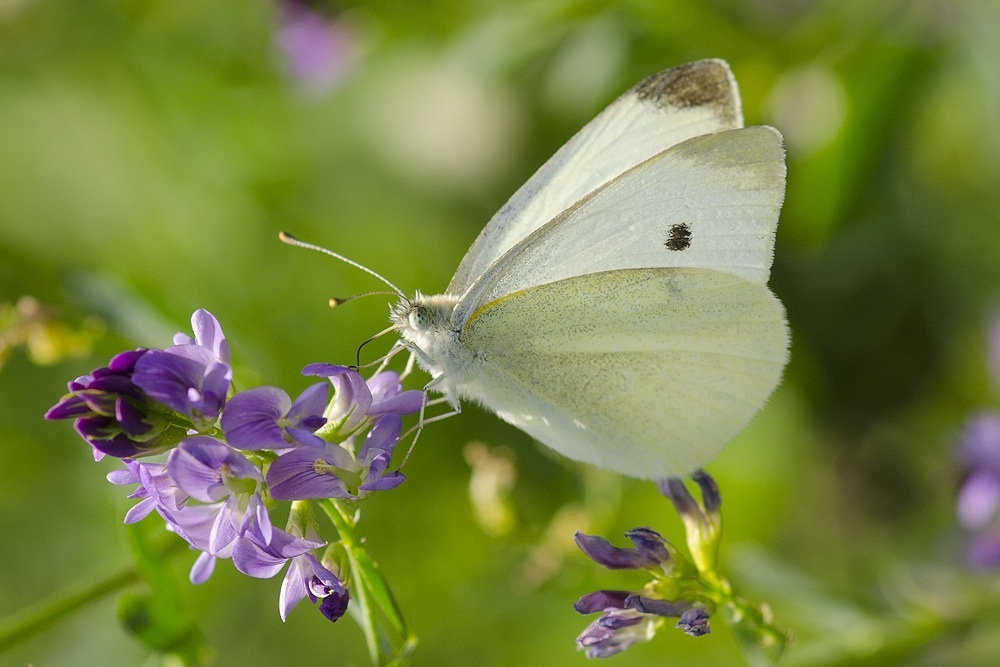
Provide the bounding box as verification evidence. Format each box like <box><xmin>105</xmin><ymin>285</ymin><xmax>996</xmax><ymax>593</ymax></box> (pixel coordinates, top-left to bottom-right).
<box><xmin>408</xmin><ymin>307</ymin><xmax>429</xmax><ymax>331</ymax></box>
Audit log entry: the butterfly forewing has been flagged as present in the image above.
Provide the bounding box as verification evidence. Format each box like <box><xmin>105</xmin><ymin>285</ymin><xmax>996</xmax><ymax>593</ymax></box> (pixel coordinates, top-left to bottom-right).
<box><xmin>458</xmin><ymin>268</ymin><xmax>788</xmax><ymax>479</ymax></box>
<box><xmin>447</xmin><ymin>59</ymin><xmax>744</xmax><ymax>297</ymax></box>
<box><xmin>454</xmin><ymin>126</ymin><xmax>785</xmax><ymax>325</ymax></box>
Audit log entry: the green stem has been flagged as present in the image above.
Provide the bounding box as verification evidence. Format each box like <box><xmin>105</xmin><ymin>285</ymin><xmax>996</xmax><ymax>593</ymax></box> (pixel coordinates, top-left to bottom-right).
<box><xmin>318</xmin><ymin>498</ymin><xmax>415</xmax><ymax>666</ymax></box>
<box><xmin>0</xmin><ymin>536</ymin><xmax>186</xmax><ymax>652</ymax></box>
<box><xmin>0</xmin><ymin>569</ymin><xmax>137</xmax><ymax>652</ymax></box>
<box><xmin>319</xmin><ymin>499</ymin><xmax>382</xmax><ymax>667</ymax></box>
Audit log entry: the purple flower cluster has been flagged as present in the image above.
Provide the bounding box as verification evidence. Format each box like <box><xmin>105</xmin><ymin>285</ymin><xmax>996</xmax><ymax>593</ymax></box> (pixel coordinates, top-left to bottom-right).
<box><xmin>956</xmin><ymin>413</ymin><xmax>1000</xmax><ymax>568</ymax></box>
<box><xmin>954</xmin><ymin>316</ymin><xmax>1000</xmax><ymax>569</ymax></box>
<box><xmin>276</xmin><ymin>0</ymin><xmax>358</xmax><ymax>95</ymax></box>
<box><xmin>573</xmin><ymin>528</ymin><xmax>710</xmax><ymax>658</ymax></box>
<box><xmin>47</xmin><ymin>309</ymin><xmax>423</xmax><ymax>623</ymax></box>
<box><xmin>44</xmin><ymin>348</ymin><xmax>169</xmax><ymax>460</ymax></box>
<box><xmin>572</xmin><ymin>472</ymin><xmax>726</xmax><ymax>658</ymax></box>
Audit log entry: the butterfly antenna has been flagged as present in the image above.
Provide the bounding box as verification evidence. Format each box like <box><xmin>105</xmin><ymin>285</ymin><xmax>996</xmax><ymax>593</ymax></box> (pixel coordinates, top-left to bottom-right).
<box><xmin>279</xmin><ymin>231</ymin><xmax>407</xmax><ymax>300</ymax></box>
<box><xmin>329</xmin><ymin>291</ymin><xmax>398</xmax><ymax>308</ymax></box>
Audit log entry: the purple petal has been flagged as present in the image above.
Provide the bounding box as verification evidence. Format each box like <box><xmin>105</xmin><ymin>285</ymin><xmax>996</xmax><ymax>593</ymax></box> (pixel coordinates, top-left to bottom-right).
<box><xmin>370</xmin><ymin>390</ymin><xmax>424</xmax><ymax>417</ymax></box>
<box><xmin>302</xmin><ymin>364</ymin><xmax>372</xmax><ymax>429</ymax></box>
<box><xmin>658</xmin><ymin>477</ymin><xmax>703</xmax><ymax>521</ymax></box>
<box><xmin>574</xmin><ymin>532</ymin><xmax>660</xmax><ymax>570</ymax></box>
<box><xmin>331</xmin><ymin>373</ymin><xmax>372</xmax><ymax>428</ymax></box>
<box><xmin>318</xmin><ymin>588</ymin><xmax>349</xmax><ymax>622</ymax></box>
<box><xmin>85</xmin><ymin>431</ymin><xmax>146</xmax><ymax>459</ymax></box>
<box><xmin>359</xmin><ymin>414</ymin><xmax>401</xmax><ymax>460</ymax></box>
<box><xmin>267</xmin><ymin>448</ymin><xmax>352</xmax><ymax>500</ymax></box>
<box><xmin>134</xmin><ymin>347</ymin><xmax>230</xmax><ymax>421</ymax></box>
<box><xmin>360</xmin><ymin>469</ymin><xmax>405</xmax><ymax>492</ymax></box>
<box><xmin>676</xmin><ymin>605</ymin><xmax>711</xmax><ymax>636</ymax></box>
<box><xmin>115</xmin><ymin>398</ymin><xmax>153</xmax><ymax>437</ymax></box>
<box><xmin>301</xmin><ymin>363</ymin><xmax>350</xmax><ymax>377</ymax></box>
<box><xmin>254</xmin><ymin>494</ymin><xmax>273</xmax><ymax>545</ymax></box>
<box><xmin>367</xmin><ymin>372</ymin><xmax>402</xmax><ymax>400</ymax></box>
<box><xmin>123</xmin><ymin>497</ymin><xmax>158</xmax><ymax>524</ymax></box>
<box><xmin>106</xmin><ymin>466</ymin><xmax>138</xmax><ymax>485</ymax></box>
<box><xmin>598</xmin><ymin>613</ymin><xmax>645</xmax><ymax>630</ymax></box>
<box><xmin>574</xmin><ymin>590</ymin><xmax>633</xmax><ymax>614</ymax></box>
<box><xmin>691</xmin><ymin>469</ymin><xmax>722</xmax><ymax>513</ymax></box>
<box><xmin>199</xmin><ymin>362</ymin><xmax>232</xmax><ymax>412</ymax></box>
<box><xmin>280</xmin><ymin>555</ymin><xmax>311</xmax><ymax>620</ymax></box>
<box><xmin>137</xmin><ymin>461</ymin><xmax>187</xmax><ymax>512</ymax></box>
<box><xmin>280</xmin><ymin>553</ymin><xmax>343</xmax><ymax>621</ymax></box>
<box><xmin>957</xmin><ymin>471</ymin><xmax>1000</xmax><ymax>529</ymax></box>
<box><xmin>45</xmin><ymin>395</ymin><xmax>93</xmax><ymax>420</ymax></box>
<box><xmin>286</xmin><ymin>426</ymin><xmax>326</xmax><ymax>448</ymax></box>
<box><xmin>87</xmin><ymin>374</ymin><xmax>143</xmax><ymax>399</ymax></box>
<box><xmin>624</xmin><ymin>595</ymin><xmax>689</xmax><ymax>617</ymax></box>
<box><xmin>287</xmin><ymin>383</ymin><xmax>328</xmax><ymax>425</ymax></box>
<box><xmin>625</xmin><ymin>527</ymin><xmax>669</xmax><ymax>565</ymax></box>
<box><xmin>190</xmin><ymin>551</ymin><xmax>217</xmax><ymax>584</ymax></box>
<box><xmin>206</xmin><ymin>496</ymin><xmax>239</xmax><ymax>554</ymax></box>
<box><xmin>960</xmin><ymin>413</ymin><xmax>1000</xmax><ymax>475</ymax></box>
<box><xmin>160</xmin><ymin>502</ymin><xmax>224</xmax><ymax>553</ymax></box>
<box><xmin>168</xmin><ymin>437</ymin><xmax>260</xmax><ymax>502</ymax></box>
<box><xmin>74</xmin><ymin>414</ymin><xmax>116</xmax><ymax>440</ymax></box>
<box><xmin>107</xmin><ymin>348</ymin><xmax>149</xmax><ymax>373</ymax></box>
<box><xmin>234</xmin><ymin>536</ymin><xmax>290</xmax><ymax>579</ymax></box>
<box><xmin>576</xmin><ymin>610</ymin><xmax>647</xmax><ymax>658</ymax></box>
<box><xmin>221</xmin><ymin>386</ymin><xmax>292</xmax><ymax>450</ymax></box>
<box><xmin>189</xmin><ymin>309</ymin><xmax>230</xmax><ymax>363</ymax></box>
<box><xmin>233</xmin><ymin>525</ymin><xmax>326</xmax><ymax>579</ymax></box>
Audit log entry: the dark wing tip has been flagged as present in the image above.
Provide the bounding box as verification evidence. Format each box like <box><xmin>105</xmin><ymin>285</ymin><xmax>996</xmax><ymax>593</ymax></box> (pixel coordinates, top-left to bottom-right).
<box><xmin>632</xmin><ymin>59</ymin><xmax>741</xmax><ymax>127</ymax></box>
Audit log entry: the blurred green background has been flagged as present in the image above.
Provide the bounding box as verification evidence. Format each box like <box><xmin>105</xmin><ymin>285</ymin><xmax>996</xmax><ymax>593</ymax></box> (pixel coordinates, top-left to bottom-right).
<box><xmin>3</xmin><ymin>0</ymin><xmax>1000</xmax><ymax>665</ymax></box>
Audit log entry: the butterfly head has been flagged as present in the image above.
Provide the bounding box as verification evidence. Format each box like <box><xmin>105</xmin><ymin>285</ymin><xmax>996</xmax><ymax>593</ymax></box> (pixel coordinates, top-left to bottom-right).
<box><xmin>390</xmin><ymin>292</ymin><xmax>462</xmax><ymax>360</ymax></box>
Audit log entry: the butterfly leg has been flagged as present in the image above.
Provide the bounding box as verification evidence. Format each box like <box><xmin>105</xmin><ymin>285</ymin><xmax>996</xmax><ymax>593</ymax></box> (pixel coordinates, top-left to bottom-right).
<box><xmin>398</xmin><ymin>383</ymin><xmax>460</xmax><ymax>468</ymax></box>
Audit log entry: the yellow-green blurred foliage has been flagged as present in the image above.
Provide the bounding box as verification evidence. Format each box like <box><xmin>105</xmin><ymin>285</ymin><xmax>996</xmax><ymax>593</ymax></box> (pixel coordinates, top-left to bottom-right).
<box><xmin>3</xmin><ymin>1</ymin><xmax>1000</xmax><ymax>665</ymax></box>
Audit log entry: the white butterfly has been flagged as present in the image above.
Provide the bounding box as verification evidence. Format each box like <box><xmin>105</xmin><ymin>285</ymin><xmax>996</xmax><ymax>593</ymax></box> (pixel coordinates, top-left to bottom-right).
<box><xmin>390</xmin><ymin>59</ymin><xmax>788</xmax><ymax>480</ymax></box>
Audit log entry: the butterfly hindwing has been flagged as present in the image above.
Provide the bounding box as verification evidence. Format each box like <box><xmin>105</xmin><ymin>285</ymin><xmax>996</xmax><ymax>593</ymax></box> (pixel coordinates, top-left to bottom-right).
<box><xmin>458</xmin><ymin>268</ymin><xmax>788</xmax><ymax>479</ymax></box>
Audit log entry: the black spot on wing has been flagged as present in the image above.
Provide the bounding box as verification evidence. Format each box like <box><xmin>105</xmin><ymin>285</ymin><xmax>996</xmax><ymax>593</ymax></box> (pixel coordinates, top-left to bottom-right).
<box><xmin>665</xmin><ymin>223</ymin><xmax>692</xmax><ymax>251</ymax></box>
<box><xmin>632</xmin><ymin>60</ymin><xmax>738</xmax><ymax>126</ymax></box>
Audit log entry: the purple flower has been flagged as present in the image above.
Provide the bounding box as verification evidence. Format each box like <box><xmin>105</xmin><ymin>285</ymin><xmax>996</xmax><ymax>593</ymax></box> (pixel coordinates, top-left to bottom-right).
<box><xmin>576</xmin><ymin>607</ymin><xmax>657</xmax><ymax>659</ymax></box>
<box><xmin>956</xmin><ymin>412</ymin><xmax>1000</xmax><ymax>568</ymax></box>
<box><xmin>173</xmin><ymin>308</ymin><xmax>231</xmax><ymax>362</ymax></box>
<box><xmin>957</xmin><ymin>413</ymin><xmax>1000</xmax><ymax>529</ymax></box>
<box><xmin>107</xmin><ymin>459</ymin><xmax>189</xmax><ymax>524</ymax></box>
<box><xmin>574</xmin><ymin>590</ymin><xmax>709</xmax><ymax>657</ymax></box>
<box><xmin>574</xmin><ymin>528</ymin><xmax>670</xmax><ymax>571</ymax></box>
<box><xmin>231</xmin><ymin>522</ymin><xmax>347</xmax><ymax>622</ymax></box>
<box><xmin>133</xmin><ymin>310</ymin><xmax>232</xmax><ymax>431</ymax></box>
<box><xmin>303</xmin><ymin>364</ymin><xmax>423</xmax><ymax>435</ymax></box>
<box><xmin>276</xmin><ymin>0</ymin><xmax>357</xmax><ymax>95</ymax></box>
<box><xmin>574</xmin><ymin>523</ymin><xmax>712</xmax><ymax>656</ymax></box>
<box><xmin>951</xmin><ymin>316</ymin><xmax>1000</xmax><ymax>569</ymax></box>
<box><xmin>676</xmin><ymin>605</ymin><xmax>711</xmax><ymax>637</ymax></box>
<box><xmin>221</xmin><ymin>383</ymin><xmax>328</xmax><ymax>450</ymax></box>
<box><xmin>160</xmin><ymin>501</ymin><xmax>234</xmax><ymax>584</ymax></box>
<box><xmin>285</xmin><ymin>549</ymin><xmax>349</xmax><ymax>623</ymax></box>
<box><xmin>266</xmin><ymin>413</ymin><xmax>406</xmax><ymax>500</ymax></box>
<box><xmin>46</xmin><ymin>348</ymin><xmax>174</xmax><ymax>459</ymax></box>
<box><xmin>168</xmin><ymin>436</ymin><xmax>262</xmax><ymax>502</ymax></box>
<box><xmin>161</xmin><ymin>436</ymin><xmax>272</xmax><ymax>582</ymax></box>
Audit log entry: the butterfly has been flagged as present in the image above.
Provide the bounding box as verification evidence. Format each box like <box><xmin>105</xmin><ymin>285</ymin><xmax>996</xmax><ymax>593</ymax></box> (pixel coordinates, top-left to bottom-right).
<box><xmin>387</xmin><ymin>59</ymin><xmax>788</xmax><ymax>480</ymax></box>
